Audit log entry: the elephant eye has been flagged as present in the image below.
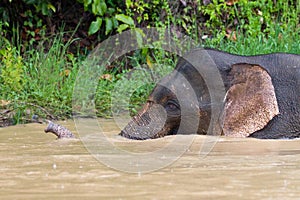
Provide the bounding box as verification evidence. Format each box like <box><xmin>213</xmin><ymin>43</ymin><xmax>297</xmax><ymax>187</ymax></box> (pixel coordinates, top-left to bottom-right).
<box><xmin>165</xmin><ymin>101</ymin><xmax>179</xmax><ymax>110</ymax></box>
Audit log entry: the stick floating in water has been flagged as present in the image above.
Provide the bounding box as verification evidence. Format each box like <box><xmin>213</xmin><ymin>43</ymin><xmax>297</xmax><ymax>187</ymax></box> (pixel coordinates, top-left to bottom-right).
<box><xmin>44</xmin><ymin>121</ymin><xmax>75</xmax><ymax>139</ymax></box>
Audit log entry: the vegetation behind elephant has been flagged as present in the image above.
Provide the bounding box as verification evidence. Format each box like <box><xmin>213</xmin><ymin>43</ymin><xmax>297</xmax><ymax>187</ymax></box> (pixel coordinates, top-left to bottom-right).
<box><xmin>120</xmin><ymin>48</ymin><xmax>300</xmax><ymax>140</ymax></box>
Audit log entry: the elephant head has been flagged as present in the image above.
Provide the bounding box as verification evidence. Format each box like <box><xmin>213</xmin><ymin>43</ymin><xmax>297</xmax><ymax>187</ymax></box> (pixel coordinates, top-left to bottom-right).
<box><xmin>119</xmin><ymin>55</ymin><xmax>215</xmax><ymax>139</ymax></box>
<box><xmin>120</xmin><ymin>55</ymin><xmax>279</xmax><ymax>140</ymax></box>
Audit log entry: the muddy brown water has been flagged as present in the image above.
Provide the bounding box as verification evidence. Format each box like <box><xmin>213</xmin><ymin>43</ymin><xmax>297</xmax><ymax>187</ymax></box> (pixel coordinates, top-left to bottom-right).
<box><xmin>1</xmin><ymin>119</ymin><xmax>300</xmax><ymax>199</ymax></box>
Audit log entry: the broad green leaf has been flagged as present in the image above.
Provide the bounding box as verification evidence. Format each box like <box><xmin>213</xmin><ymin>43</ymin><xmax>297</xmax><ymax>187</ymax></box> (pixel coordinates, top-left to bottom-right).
<box><xmin>117</xmin><ymin>24</ymin><xmax>129</xmax><ymax>33</ymax></box>
<box><xmin>115</xmin><ymin>14</ymin><xmax>135</xmax><ymax>26</ymax></box>
<box><xmin>88</xmin><ymin>17</ymin><xmax>102</xmax><ymax>35</ymax></box>
<box><xmin>48</xmin><ymin>4</ymin><xmax>56</xmax><ymax>12</ymax></box>
<box><xmin>92</xmin><ymin>0</ymin><xmax>107</xmax><ymax>16</ymax></box>
<box><xmin>126</xmin><ymin>0</ymin><xmax>132</xmax><ymax>8</ymax></box>
<box><xmin>83</xmin><ymin>0</ymin><xmax>92</xmax><ymax>10</ymax></box>
<box><xmin>107</xmin><ymin>8</ymin><xmax>116</xmax><ymax>15</ymax></box>
<box><xmin>105</xmin><ymin>17</ymin><xmax>113</xmax><ymax>35</ymax></box>
<box><xmin>99</xmin><ymin>1</ymin><xmax>107</xmax><ymax>16</ymax></box>
<box><xmin>92</xmin><ymin>0</ymin><xmax>98</xmax><ymax>15</ymax></box>
<box><xmin>0</xmin><ymin>49</ymin><xmax>5</xmax><ymax>56</ymax></box>
<box><xmin>41</xmin><ymin>3</ymin><xmax>48</xmax><ymax>15</ymax></box>
<box><xmin>112</xmin><ymin>17</ymin><xmax>118</xmax><ymax>28</ymax></box>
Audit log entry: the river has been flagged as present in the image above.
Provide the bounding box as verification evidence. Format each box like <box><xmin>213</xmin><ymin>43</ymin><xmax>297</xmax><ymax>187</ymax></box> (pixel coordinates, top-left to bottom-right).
<box><xmin>1</xmin><ymin>119</ymin><xmax>300</xmax><ymax>199</ymax></box>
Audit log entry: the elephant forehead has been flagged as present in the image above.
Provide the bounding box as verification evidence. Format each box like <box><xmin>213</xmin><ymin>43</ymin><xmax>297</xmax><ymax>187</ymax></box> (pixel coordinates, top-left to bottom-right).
<box><xmin>153</xmin><ymin>76</ymin><xmax>201</xmax><ymax>102</ymax></box>
<box><xmin>150</xmin><ymin>85</ymin><xmax>176</xmax><ymax>103</ymax></box>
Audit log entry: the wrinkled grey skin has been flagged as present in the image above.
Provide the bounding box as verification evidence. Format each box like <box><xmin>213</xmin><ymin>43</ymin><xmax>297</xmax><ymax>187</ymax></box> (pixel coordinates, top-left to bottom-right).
<box><xmin>44</xmin><ymin>121</ymin><xmax>75</xmax><ymax>139</ymax></box>
<box><xmin>120</xmin><ymin>48</ymin><xmax>300</xmax><ymax>139</ymax></box>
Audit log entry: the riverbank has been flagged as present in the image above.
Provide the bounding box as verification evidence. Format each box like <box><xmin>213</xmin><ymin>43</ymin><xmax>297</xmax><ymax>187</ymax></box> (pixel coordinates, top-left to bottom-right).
<box><xmin>1</xmin><ymin>25</ymin><xmax>300</xmax><ymax>127</ymax></box>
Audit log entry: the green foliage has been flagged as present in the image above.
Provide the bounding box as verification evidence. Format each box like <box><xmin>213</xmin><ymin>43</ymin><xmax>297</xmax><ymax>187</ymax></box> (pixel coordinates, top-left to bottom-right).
<box><xmin>77</xmin><ymin>0</ymin><xmax>173</xmax><ymax>36</ymax></box>
<box><xmin>201</xmin><ymin>0</ymin><xmax>299</xmax><ymax>51</ymax></box>
<box><xmin>0</xmin><ymin>32</ymin><xmax>80</xmax><ymax>124</ymax></box>
<box><xmin>21</xmin><ymin>34</ymin><xmax>79</xmax><ymax>118</ymax></box>
<box><xmin>201</xmin><ymin>0</ymin><xmax>299</xmax><ymax>39</ymax></box>
<box><xmin>123</xmin><ymin>0</ymin><xmax>172</xmax><ymax>30</ymax></box>
<box><xmin>23</xmin><ymin>0</ymin><xmax>56</xmax><ymax>16</ymax></box>
<box><xmin>95</xmin><ymin>57</ymin><xmax>174</xmax><ymax>117</ymax></box>
<box><xmin>0</xmin><ymin>0</ymin><xmax>299</xmax><ymax>125</ymax></box>
<box><xmin>22</xmin><ymin>9</ymin><xmax>47</xmax><ymax>45</ymax></box>
<box><xmin>78</xmin><ymin>0</ymin><xmax>136</xmax><ymax>35</ymax></box>
<box><xmin>115</xmin><ymin>14</ymin><xmax>135</xmax><ymax>32</ymax></box>
<box><xmin>205</xmin><ymin>23</ymin><xmax>300</xmax><ymax>55</ymax></box>
<box><xmin>0</xmin><ymin>46</ymin><xmax>25</xmax><ymax>95</ymax></box>
<box><xmin>0</xmin><ymin>0</ymin><xmax>55</xmax><ymax>49</ymax></box>
<box><xmin>74</xmin><ymin>0</ymin><xmax>298</xmax><ymax>47</ymax></box>
<box><xmin>89</xmin><ymin>17</ymin><xmax>103</xmax><ymax>35</ymax></box>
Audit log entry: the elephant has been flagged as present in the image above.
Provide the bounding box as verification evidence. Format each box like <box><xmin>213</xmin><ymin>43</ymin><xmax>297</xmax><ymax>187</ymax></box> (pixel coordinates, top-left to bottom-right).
<box><xmin>120</xmin><ymin>48</ymin><xmax>300</xmax><ymax>140</ymax></box>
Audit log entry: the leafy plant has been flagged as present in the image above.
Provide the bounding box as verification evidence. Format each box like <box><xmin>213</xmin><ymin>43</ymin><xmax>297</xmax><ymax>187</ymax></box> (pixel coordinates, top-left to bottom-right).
<box><xmin>0</xmin><ymin>46</ymin><xmax>25</xmax><ymax>95</ymax></box>
<box><xmin>22</xmin><ymin>10</ymin><xmax>47</xmax><ymax>45</ymax></box>
<box><xmin>23</xmin><ymin>0</ymin><xmax>56</xmax><ymax>16</ymax></box>
<box><xmin>95</xmin><ymin>50</ymin><xmax>175</xmax><ymax>117</ymax></box>
<box><xmin>78</xmin><ymin>0</ymin><xmax>136</xmax><ymax>36</ymax></box>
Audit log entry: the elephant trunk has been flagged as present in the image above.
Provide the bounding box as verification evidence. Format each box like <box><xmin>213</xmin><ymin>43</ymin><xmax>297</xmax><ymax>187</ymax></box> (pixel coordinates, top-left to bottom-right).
<box><xmin>120</xmin><ymin>104</ymin><xmax>168</xmax><ymax>140</ymax></box>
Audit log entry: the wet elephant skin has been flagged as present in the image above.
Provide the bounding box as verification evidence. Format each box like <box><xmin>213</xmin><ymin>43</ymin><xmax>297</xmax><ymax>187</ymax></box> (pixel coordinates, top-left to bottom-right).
<box><xmin>120</xmin><ymin>48</ymin><xmax>300</xmax><ymax>140</ymax></box>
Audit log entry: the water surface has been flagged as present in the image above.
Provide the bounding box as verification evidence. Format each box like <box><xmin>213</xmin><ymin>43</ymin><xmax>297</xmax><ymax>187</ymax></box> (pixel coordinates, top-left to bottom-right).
<box><xmin>1</xmin><ymin>119</ymin><xmax>300</xmax><ymax>199</ymax></box>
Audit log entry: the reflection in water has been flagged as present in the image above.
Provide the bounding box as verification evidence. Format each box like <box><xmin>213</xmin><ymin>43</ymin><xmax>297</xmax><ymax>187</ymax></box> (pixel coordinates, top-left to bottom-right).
<box><xmin>1</xmin><ymin>119</ymin><xmax>300</xmax><ymax>199</ymax></box>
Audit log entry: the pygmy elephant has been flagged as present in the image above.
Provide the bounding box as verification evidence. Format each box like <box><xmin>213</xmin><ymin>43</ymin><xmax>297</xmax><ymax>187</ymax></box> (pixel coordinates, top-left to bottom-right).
<box><xmin>120</xmin><ymin>48</ymin><xmax>300</xmax><ymax>139</ymax></box>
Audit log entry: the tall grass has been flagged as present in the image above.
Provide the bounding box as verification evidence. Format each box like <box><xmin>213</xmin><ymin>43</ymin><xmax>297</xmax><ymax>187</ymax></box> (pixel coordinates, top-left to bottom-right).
<box><xmin>23</xmin><ymin>36</ymin><xmax>79</xmax><ymax>116</ymax></box>
<box><xmin>204</xmin><ymin>24</ymin><xmax>300</xmax><ymax>55</ymax></box>
<box><xmin>0</xmin><ymin>33</ymin><xmax>80</xmax><ymax>124</ymax></box>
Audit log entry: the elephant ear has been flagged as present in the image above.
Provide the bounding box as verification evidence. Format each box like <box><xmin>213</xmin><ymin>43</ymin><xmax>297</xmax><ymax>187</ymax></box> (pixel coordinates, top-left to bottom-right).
<box><xmin>220</xmin><ymin>63</ymin><xmax>279</xmax><ymax>137</ymax></box>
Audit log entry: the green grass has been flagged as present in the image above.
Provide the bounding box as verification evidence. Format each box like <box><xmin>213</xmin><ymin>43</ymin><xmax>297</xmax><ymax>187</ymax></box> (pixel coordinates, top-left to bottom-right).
<box><xmin>0</xmin><ymin>23</ymin><xmax>299</xmax><ymax>125</ymax></box>
<box><xmin>204</xmin><ymin>25</ymin><xmax>300</xmax><ymax>55</ymax></box>
<box><xmin>0</xmin><ymin>33</ymin><xmax>80</xmax><ymax>124</ymax></box>
<box><xmin>95</xmin><ymin>50</ymin><xmax>176</xmax><ymax>118</ymax></box>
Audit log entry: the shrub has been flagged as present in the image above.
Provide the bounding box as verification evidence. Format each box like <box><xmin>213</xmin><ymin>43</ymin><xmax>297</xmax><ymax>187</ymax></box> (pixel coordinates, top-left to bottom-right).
<box><xmin>0</xmin><ymin>46</ymin><xmax>25</xmax><ymax>96</ymax></box>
